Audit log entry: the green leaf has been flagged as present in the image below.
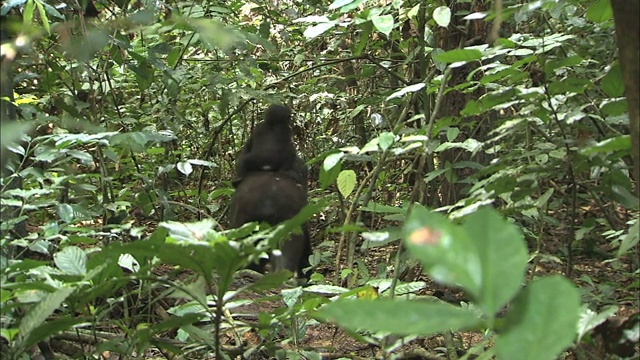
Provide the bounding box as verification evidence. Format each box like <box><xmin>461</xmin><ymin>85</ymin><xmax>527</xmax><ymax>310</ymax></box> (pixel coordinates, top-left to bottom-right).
<box><xmin>259</xmin><ymin>19</ymin><xmax>270</xmax><ymax>39</ymax></box>
<box><xmin>332</xmin><ymin>0</ymin><xmax>366</xmax><ymax>12</ymax></box>
<box><xmin>446</xmin><ymin>127</ymin><xmax>459</xmax><ymax>142</ymax></box>
<box><xmin>158</xmin><ymin>242</ymin><xmax>220</xmax><ymax>287</ymax></box>
<box><xmin>54</xmin><ymin>246</ymin><xmax>87</xmax><ymax>276</ymax></box>
<box><xmin>337</xmin><ymin>170</ymin><xmax>356</xmax><ymax>198</ymax></box>
<box><xmin>544</xmin><ymin>56</ymin><xmax>583</xmax><ymax>74</ymax></box>
<box><xmin>320</xmin><ymin>158</ymin><xmax>342</xmax><ymax>190</ymax></box>
<box><xmin>329</xmin><ymin>0</ymin><xmax>356</xmax><ymax>10</ymax></box>
<box><xmin>601</xmin><ymin>62</ymin><xmax>625</xmax><ymax>97</ymax></box>
<box><xmin>379</xmin><ymin>132</ymin><xmax>395</xmax><ymax>150</ymax></box>
<box><xmin>131</xmin><ymin>59</ymin><xmax>155</xmax><ymax>91</ymax></box>
<box><xmin>66</xmin><ymin>149</ymin><xmax>94</xmax><ymax>165</ymax></box>
<box><xmin>352</xmin><ymin>21</ymin><xmax>372</xmax><ymax>56</ymax></box>
<box><xmin>56</xmin><ymin>203</ymin><xmax>74</xmax><ymax>223</ymax></box>
<box><xmin>323</xmin><ymin>152</ymin><xmax>344</xmax><ymax>171</ymax></box>
<box><xmin>160</xmin><ymin>219</ymin><xmax>217</xmax><ymax>243</ymax></box>
<box><xmin>496</xmin><ymin>276</ymin><xmax>581</xmax><ymax>360</ymax></box>
<box><xmin>548</xmin><ymin>77</ymin><xmax>591</xmax><ymax>95</ymax></box>
<box><xmin>404</xmin><ymin>206</ymin><xmax>482</xmax><ymax>298</ymax></box>
<box><xmin>586</xmin><ymin>0</ymin><xmax>613</xmax><ymax>23</ymax></box>
<box><xmin>618</xmin><ymin>220</ymin><xmax>639</xmax><ymax>257</ymax></box>
<box><xmin>601</xmin><ymin>98</ymin><xmax>628</xmax><ymax>116</ymax></box>
<box><xmin>22</xmin><ymin>314</ymin><xmax>84</xmax><ymax>353</ymax></box>
<box><xmin>188</xmin><ymin>159</ymin><xmax>216</xmax><ymax>168</ymax></box>
<box><xmin>431</xmin><ymin>48</ymin><xmax>447</xmax><ymax>71</ymax></box>
<box><xmin>404</xmin><ymin>206</ymin><xmax>528</xmax><ymax>316</ymax></box>
<box><xmin>304</xmin><ymin>22</ymin><xmax>336</xmax><ymax>39</ymax></box>
<box><xmin>361</xmin><ymin>138</ymin><xmax>379</xmax><ymax>153</ymax></box>
<box><xmin>317</xmin><ymin>298</ymin><xmax>480</xmax><ymax>335</ymax></box>
<box><xmin>461</xmin><ymin>208</ymin><xmax>528</xmax><ymax>315</ymax></box>
<box><xmin>167</xmin><ymin>47</ymin><xmax>181</xmax><ymax>67</ymax></box>
<box><xmin>581</xmin><ymin>135</ymin><xmax>630</xmax><ymax>154</ymax></box>
<box><xmin>34</xmin><ymin>1</ymin><xmax>50</xmax><ymax>34</ymax></box>
<box><xmin>111</xmin><ymin>131</ymin><xmax>174</xmax><ymax>152</ymax></box>
<box><xmin>247</xmin><ymin>270</ymin><xmax>292</xmax><ymax>292</ymax></box>
<box><xmin>37</xmin><ymin>1</ymin><xmax>64</xmax><ymax>20</ymax></box>
<box><xmin>433</xmin><ymin>6</ymin><xmax>451</xmax><ymax>27</ymax></box>
<box><xmin>434</xmin><ymin>138</ymin><xmax>483</xmax><ymax>153</ymax></box>
<box><xmin>23</xmin><ymin>0</ymin><xmax>35</xmax><ymax>25</ymax></box>
<box><xmin>576</xmin><ymin>305</ymin><xmax>618</xmax><ymax>341</ymax></box>
<box><xmin>371</xmin><ymin>15</ymin><xmax>394</xmax><ymax>36</ymax></box>
<box><xmin>432</xmin><ymin>49</ymin><xmax>482</xmax><ymax>63</ymax></box>
<box><xmin>461</xmin><ymin>89</ymin><xmax>517</xmax><ymax>116</ymax></box>
<box><xmin>1</xmin><ymin>122</ymin><xmax>32</xmax><ymax>151</ymax></box>
<box><xmin>17</xmin><ymin>286</ymin><xmax>75</xmax><ymax>352</ymax></box>
<box><xmin>118</xmin><ymin>253</ymin><xmax>139</xmax><ymax>273</ymax></box>
<box><xmin>155</xmin><ymin>313</ymin><xmax>204</xmax><ymax>332</ymax></box>
<box><xmin>177</xmin><ymin>161</ymin><xmax>193</xmax><ymax>176</ymax></box>
<box><xmin>386</xmin><ymin>83</ymin><xmax>425</xmax><ymax>100</ymax></box>
<box><xmin>360</xmin><ymin>202</ymin><xmax>405</xmax><ymax>214</ymax></box>
<box><xmin>65</xmin><ymin>28</ymin><xmax>110</xmax><ymax>63</ymax></box>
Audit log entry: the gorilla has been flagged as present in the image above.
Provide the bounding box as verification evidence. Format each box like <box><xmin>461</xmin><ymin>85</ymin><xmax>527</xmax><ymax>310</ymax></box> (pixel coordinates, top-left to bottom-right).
<box><xmin>229</xmin><ymin>105</ymin><xmax>311</xmax><ymax>278</ymax></box>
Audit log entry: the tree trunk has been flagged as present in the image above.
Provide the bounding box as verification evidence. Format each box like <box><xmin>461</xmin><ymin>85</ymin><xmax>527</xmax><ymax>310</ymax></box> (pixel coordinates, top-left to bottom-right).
<box><xmin>611</xmin><ymin>0</ymin><xmax>640</xmax><ymax>200</ymax></box>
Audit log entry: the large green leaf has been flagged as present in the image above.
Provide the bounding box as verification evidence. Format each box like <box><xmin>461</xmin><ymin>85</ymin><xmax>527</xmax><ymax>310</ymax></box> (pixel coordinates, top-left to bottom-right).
<box><xmin>404</xmin><ymin>206</ymin><xmax>482</xmax><ymax>298</ymax></box>
<box><xmin>461</xmin><ymin>208</ymin><xmax>528</xmax><ymax>315</ymax></box>
<box><xmin>404</xmin><ymin>206</ymin><xmax>528</xmax><ymax>316</ymax></box>
<box><xmin>317</xmin><ymin>298</ymin><xmax>480</xmax><ymax>335</ymax></box>
<box><xmin>17</xmin><ymin>287</ymin><xmax>75</xmax><ymax>352</ymax></box>
<box><xmin>495</xmin><ymin>276</ymin><xmax>581</xmax><ymax>360</ymax></box>
<box><xmin>586</xmin><ymin>0</ymin><xmax>613</xmax><ymax>23</ymax></box>
<box><xmin>433</xmin><ymin>6</ymin><xmax>451</xmax><ymax>27</ymax></box>
<box><xmin>54</xmin><ymin>246</ymin><xmax>87</xmax><ymax>276</ymax></box>
<box><xmin>581</xmin><ymin>135</ymin><xmax>630</xmax><ymax>154</ymax></box>
<box><xmin>600</xmin><ymin>61</ymin><xmax>625</xmax><ymax>97</ymax></box>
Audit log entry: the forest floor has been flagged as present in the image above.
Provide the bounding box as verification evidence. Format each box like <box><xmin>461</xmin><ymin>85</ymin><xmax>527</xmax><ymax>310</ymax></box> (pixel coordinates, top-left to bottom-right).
<box><xmin>32</xmin><ymin>206</ymin><xmax>638</xmax><ymax>359</ymax></box>
<box><xmin>213</xmin><ymin>236</ymin><xmax>639</xmax><ymax>360</ymax></box>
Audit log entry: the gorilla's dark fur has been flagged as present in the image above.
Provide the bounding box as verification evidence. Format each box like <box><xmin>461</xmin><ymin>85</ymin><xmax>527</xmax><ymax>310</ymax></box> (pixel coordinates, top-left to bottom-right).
<box><xmin>228</xmin><ymin>105</ymin><xmax>311</xmax><ymax>277</ymax></box>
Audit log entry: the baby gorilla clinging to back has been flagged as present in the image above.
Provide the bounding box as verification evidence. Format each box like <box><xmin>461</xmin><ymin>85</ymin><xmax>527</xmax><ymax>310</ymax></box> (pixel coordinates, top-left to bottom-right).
<box><xmin>233</xmin><ymin>104</ymin><xmax>299</xmax><ymax>186</ymax></box>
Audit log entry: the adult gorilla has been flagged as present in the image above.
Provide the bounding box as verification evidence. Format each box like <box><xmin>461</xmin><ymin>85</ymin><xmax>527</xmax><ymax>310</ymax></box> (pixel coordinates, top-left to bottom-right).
<box><xmin>228</xmin><ymin>158</ymin><xmax>311</xmax><ymax>278</ymax></box>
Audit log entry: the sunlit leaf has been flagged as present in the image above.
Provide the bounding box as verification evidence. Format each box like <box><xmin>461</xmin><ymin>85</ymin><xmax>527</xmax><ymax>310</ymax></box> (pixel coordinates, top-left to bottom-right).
<box><xmin>386</xmin><ymin>83</ymin><xmax>425</xmax><ymax>100</ymax></box>
<box><xmin>371</xmin><ymin>14</ymin><xmax>394</xmax><ymax>36</ymax></box>
<box><xmin>337</xmin><ymin>170</ymin><xmax>356</xmax><ymax>198</ymax></box>
<box><xmin>581</xmin><ymin>135</ymin><xmax>630</xmax><ymax>154</ymax></box>
<box><xmin>323</xmin><ymin>152</ymin><xmax>344</xmax><ymax>171</ymax></box>
<box><xmin>177</xmin><ymin>161</ymin><xmax>193</xmax><ymax>176</ymax></box>
<box><xmin>433</xmin><ymin>6</ymin><xmax>451</xmax><ymax>27</ymax></box>
<box><xmin>54</xmin><ymin>246</ymin><xmax>87</xmax><ymax>276</ymax></box>
<box><xmin>304</xmin><ymin>22</ymin><xmax>336</xmax><ymax>39</ymax></box>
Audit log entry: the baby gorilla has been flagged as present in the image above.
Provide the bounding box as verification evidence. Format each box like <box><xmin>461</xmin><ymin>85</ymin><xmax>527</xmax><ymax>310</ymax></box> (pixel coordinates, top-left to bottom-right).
<box><xmin>233</xmin><ymin>104</ymin><xmax>300</xmax><ymax>186</ymax></box>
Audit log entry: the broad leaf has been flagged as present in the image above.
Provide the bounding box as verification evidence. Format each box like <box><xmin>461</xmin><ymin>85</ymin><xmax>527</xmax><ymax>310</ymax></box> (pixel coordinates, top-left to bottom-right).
<box><xmin>54</xmin><ymin>246</ymin><xmax>87</xmax><ymax>276</ymax></box>
<box><xmin>337</xmin><ymin>170</ymin><xmax>356</xmax><ymax>198</ymax></box>
<box><xmin>433</xmin><ymin>6</ymin><xmax>451</xmax><ymax>27</ymax></box>
<box><xmin>496</xmin><ymin>276</ymin><xmax>581</xmax><ymax>360</ymax></box>
<box><xmin>317</xmin><ymin>298</ymin><xmax>480</xmax><ymax>335</ymax></box>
